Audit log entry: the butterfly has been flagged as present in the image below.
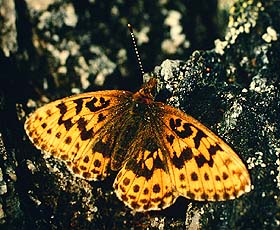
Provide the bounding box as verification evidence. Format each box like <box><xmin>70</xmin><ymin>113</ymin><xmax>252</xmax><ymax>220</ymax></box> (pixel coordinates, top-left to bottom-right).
<box><xmin>24</xmin><ymin>77</ymin><xmax>251</xmax><ymax>212</ymax></box>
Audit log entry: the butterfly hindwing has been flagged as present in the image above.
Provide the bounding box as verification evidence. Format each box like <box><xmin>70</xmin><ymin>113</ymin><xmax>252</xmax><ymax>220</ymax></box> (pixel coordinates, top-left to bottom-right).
<box><xmin>113</xmin><ymin>135</ymin><xmax>176</xmax><ymax>211</ymax></box>
<box><xmin>25</xmin><ymin>90</ymin><xmax>133</xmax><ymax>180</ymax></box>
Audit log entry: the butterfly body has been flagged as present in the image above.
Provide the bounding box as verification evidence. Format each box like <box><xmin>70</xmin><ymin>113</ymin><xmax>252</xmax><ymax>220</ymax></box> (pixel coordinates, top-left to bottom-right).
<box><xmin>24</xmin><ymin>78</ymin><xmax>251</xmax><ymax>212</ymax></box>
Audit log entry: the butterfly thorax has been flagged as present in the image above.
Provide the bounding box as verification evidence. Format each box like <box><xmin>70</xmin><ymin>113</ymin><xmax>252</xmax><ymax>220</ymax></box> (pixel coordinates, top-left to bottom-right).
<box><xmin>129</xmin><ymin>78</ymin><xmax>158</xmax><ymax>114</ymax></box>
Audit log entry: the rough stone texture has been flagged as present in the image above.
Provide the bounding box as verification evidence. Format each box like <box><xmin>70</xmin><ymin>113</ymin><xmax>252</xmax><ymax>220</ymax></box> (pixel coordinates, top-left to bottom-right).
<box><xmin>0</xmin><ymin>0</ymin><xmax>279</xmax><ymax>229</ymax></box>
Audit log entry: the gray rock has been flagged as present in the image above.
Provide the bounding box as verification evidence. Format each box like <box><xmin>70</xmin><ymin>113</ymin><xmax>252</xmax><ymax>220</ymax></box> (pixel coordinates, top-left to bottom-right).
<box><xmin>0</xmin><ymin>0</ymin><xmax>279</xmax><ymax>229</ymax></box>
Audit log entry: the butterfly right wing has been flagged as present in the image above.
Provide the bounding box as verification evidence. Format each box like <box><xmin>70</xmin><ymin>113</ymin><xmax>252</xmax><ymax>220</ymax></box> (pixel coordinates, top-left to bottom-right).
<box><xmin>159</xmin><ymin>104</ymin><xmax>251</xmax><ymax>201</ymax></box>
<box><xmin>24</xmin><ymin>90</ymin><xmax>133</xmax><ymax>181</ymax></box>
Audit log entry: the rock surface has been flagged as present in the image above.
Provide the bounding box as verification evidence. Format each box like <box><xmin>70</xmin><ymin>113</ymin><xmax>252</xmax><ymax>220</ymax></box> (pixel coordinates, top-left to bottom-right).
<box><xmin>0</xmin><ymin>0</ymin><xmax>279</xmax><ymax>229</ymax></box>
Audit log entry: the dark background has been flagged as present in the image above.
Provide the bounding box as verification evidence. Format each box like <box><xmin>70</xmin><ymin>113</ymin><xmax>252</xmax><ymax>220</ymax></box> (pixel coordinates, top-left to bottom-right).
<box><xmin>0</xmin><ymin>0</ymin><xmax>279</xmax><ymax>229</ymax></box>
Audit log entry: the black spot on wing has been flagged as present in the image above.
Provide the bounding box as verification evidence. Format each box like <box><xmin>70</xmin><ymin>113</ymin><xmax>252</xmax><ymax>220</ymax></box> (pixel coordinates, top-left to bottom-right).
<box><xmin>195</xmin><ymin>154</ymin><xmax>214</xmax><ymax>168</ymax></box>
<box><xmin>171</xmin><ymin>147</ymin><xmax>193</xmax><ymax>169</ymax></box>
<box><xmin>194</xmin><ymin>144</ymin><xmax>222</xmax><ymax>168</ymax></box>
<box><xmin>187</xmin><ymin>191</ymin><xmax>195</xmax><ymax>199</ymax></box>
<box><xmin>222</xmin><ymin>172</ymin><xmax>229</xmax><ymax>180</ymax></box>
<box><xmin>86</xmin><ymin>97</ymin><xmax>110</xmax><ymax>112</ymax></box>
<box><xmin>133</xmin><ymin>185</ymin><xmax>140</xmax><ymax>193</ymax></box>
<box><xmin>191</xmin><ymin>172</ymin><xmax>198</xmax><ymax>181</ymax></box>
<box><xmin>169</xmin><ymin>118</ymin><xmax>193</xmax><ymax>138</ymax></box>
<box><xmin>57</xmin><ymin>102</ymin><xmax>74</xmax><ymax>131</ymax></box>
<box><xmin>76</xmin><ymin>117</ymin><xmax>94</xmax><ymax>140</ymax></box>
<box><xmin>83</xmin><ymin>156</ymin><xmax>89</xmax><ymax>163</ymax></box>
<box><xmin>64</xmin><ymin>119</ymin><xmax>74</xmax><ymax>131</ymax></box>
<box><xmin>204</xmin><ymin>173</ymin><xmax>209</xmax><ymax>180</ymax></box>
<box><xmin>125</xmin><ymin>148</ymin><xmax>166</xmax><ymax>180</ymax></box>
<box><xmin>153</xmin><ymin>184</ymin><xmax>161</xmax><ymax>193</ymax></box>
<box><xmin>142</xmin><ymin>139</ymin><xmax>166</xmax><ymax>172</ymax></box>
<box><xmin>57</xmin><ymin>102</ymin><xmax>67</xmax><ymax>115</ymax></box>
<box><xmin>73</xmin><ymin>98</ymin><xmax>84</xmax><ymax>114</ymax></box>
<box><xmin>209</xmin><ymin>144</ymin><xmax>222</xmax><ymax>155</ymax></box>
<box><xmin>81</xmin><ymin>129</ymin><xmax>93</xmax><ymax>141</ymax></box>
<box><xmin>77</xmin><ymin>117</ymin><xmax>87</xmax><ymax>130</ymax></box>
<box><xmin>153</xmin><ymin>154</ymin><xmax>165</xmax><ymax>171</ymax></box>
<box><xmin>143</xmin><ymin>188</ymin><xmax>149</xmax><ymax>195</ymax></box>
<box><xmin>179</xmin><ymin>173</ymin><xmax>185</xmax><ymax>181</ymax></box>
<box><xmin>143</xmin><ymin>138</ymin><xmax>159</xmax><ymax>153</ymax></box>
<box><xmin>46</xmin><ymin>109</ymin><xmax>52</xmax><ymax>116</ymax></box>
<box><xmin>56</xmin><ymin>132</ymin><xmax>61</xmax><ymax>138</ymax></box>
<box><xmin>166</xmin><ymin>134</ymin><xmax>174</xmax><ymax>145</ymax></box>
<box><xmin>92</xmin><ymin>140</ymin><xmax>111</xmax><ymax>158</ymax></box>
<box><xmin>97</xmin><ymin>113</ymin><xmax>106</xmax><ymax>123</ymax></box>
<box><xmin>94</xmin><ymin>159</ymin><xmax>102</xmax><ymax>167</ymax></box>
<box><xmin>65</xmin><ymin>136</ymin><xmax>72</xmax><ymax>144</ymax></box>
<box><xmin>193</xmin><ymin>129</ymin><xmax>207</xmax><ymax>148</ymax></box>
<box><xmin>201</xmin><ymin>193</ymin><xmax>209</xmax><ymax>200</ymax></box>
<box><xmin>57</xmin><ymin>118</ymin><xmax>73</xmax><ymax>131</ymax></box>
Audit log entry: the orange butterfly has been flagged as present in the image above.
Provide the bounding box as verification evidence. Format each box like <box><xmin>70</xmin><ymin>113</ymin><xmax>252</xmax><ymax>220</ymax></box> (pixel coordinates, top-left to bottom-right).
<box><xmin>25</xmin><ymin>77</ymin><xmax>251</xmax><ymax>211</ymax></box>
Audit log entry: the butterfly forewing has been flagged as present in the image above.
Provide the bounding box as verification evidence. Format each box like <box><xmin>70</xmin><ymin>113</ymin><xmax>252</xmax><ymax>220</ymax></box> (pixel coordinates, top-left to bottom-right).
<box><xmin>25</xmin><ymin>90</ymin><xmax>133</xmax><ymax>180</ymax></box>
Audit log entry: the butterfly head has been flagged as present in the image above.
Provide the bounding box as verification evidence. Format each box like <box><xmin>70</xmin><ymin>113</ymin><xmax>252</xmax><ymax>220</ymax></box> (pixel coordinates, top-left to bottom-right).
<box><xmin>133</xmin><ymin>78</ymin><xmax>158</xmax><ymax>103</ymax></box>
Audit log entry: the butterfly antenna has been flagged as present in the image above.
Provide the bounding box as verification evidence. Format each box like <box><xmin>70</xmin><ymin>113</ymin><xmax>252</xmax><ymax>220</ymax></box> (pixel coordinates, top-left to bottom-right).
<box><xmin>128</xmin><ymin>23</ymin><xmax>145</xmax><ymax>76</ymax></box>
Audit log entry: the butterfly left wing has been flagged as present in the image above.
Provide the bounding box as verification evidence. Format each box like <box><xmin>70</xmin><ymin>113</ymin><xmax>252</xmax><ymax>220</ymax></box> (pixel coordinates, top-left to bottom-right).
<box><xmin>159</xmin><ymin>104</ymin><xmax>251</xmax><ymax>202</ymax></box>
<box><xmin>25</xmin><ymin>90</ymin><xmax>132</xmax><ymax>181</ymax></box>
